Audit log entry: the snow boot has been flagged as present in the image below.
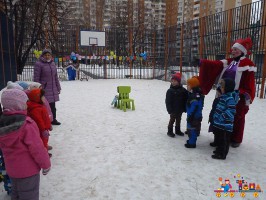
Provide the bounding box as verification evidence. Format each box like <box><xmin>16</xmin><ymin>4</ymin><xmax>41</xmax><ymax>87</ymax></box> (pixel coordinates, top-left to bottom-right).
<box><xmin>211</xmin><ymin>154</ymin><xmax>226</xmax><ymax>160</ymax></box>
<box><xmin>167</xmin><ymin>127</ymin><xmax>175</xmax><ymax>138</ymax></box>
<box><xmin>184</xmin><ymin>143</ymin><xmax>196</xmax><ymax>148</ymax></box>
<box><xmin>175</xmin><ymin>126</ymin><xmax>184</xmax><ymax>136</ymax></box>
<box><xmin>231</xmin><ymin>142</ymin><xmax>241</xmax><ymax>148</ymax></box>
<box><xmin>210</xmin><ymin>133</ymin><xmax>218</xmax><ymax>147</ymax></box>
<box><xmin>52</xmin><ymin>119</ymin><xmax>61</xmax><ymax>125</ymax></box>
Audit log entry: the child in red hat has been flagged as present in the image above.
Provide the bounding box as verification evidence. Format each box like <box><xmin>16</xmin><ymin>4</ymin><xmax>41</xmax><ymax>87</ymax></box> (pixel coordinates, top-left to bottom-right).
<box><xmin>165</xmin><ymin>73</ymin><xmax>188</xmax><ymax>137</ymax></box>
<box><xmin>27</xmin><ymin>88</ymin><xmax>53</xmax><ymax>156</ymax></box>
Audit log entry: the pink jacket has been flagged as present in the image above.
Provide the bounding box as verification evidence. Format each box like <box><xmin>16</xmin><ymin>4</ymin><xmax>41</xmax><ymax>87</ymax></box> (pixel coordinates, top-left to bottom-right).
<box><xmin>0</xmin><ymin>110</ymin><xmax>51</xmax><ymax>178</ymax></box>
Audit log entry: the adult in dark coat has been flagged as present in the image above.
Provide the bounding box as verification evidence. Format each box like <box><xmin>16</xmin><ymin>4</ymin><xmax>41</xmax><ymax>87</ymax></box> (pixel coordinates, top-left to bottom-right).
<box><xmin>33</xmin><ymin>49</ymin><xmax>61</xmax><ymax>125</ymax></box>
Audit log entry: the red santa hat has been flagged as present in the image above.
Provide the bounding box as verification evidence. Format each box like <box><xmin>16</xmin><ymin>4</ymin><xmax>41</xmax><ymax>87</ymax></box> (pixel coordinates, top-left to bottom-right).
<box><xmin>232</xmin><ymin>37</ymin><xmax>252</xmax><ymax>55</ymax></box>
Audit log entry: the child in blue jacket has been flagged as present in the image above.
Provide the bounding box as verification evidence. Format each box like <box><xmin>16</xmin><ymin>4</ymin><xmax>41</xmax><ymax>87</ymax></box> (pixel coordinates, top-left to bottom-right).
<box><xmin>209</xmin><ymin>87</ymin><xmax>222</xmax><ymax>147</ymax></box>
<box><xmin>185</xmin><ymin>77</ymin><xmax>204</xmax><ymax>148</ymax></box>
<box><xmin>212</xmin><ymin>78</ymin><xmax>238</xmax><ymax>160</ymax></box>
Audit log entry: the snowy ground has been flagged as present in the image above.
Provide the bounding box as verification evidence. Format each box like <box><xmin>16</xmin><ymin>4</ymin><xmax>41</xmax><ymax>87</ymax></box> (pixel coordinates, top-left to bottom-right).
<box><xmin>1</xmin><ymin>79</ymin><xmax>266</xmax><ymax>200</ymax></box>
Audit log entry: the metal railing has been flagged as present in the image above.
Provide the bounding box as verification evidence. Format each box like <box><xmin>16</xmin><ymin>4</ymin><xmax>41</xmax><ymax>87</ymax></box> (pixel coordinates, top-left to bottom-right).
<box><xmin>17</xmin><ymin>0</ymin><xmax>266</xmax><ymax>98</ymax></box>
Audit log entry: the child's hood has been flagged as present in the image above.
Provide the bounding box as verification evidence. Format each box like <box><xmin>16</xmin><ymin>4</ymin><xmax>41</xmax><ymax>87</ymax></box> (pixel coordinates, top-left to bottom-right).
<box><xmin>27</xmin><ymin>101</ymin><xmax>44</xmax><ymax>112</ymax></box>
<box><xmin>0</xmin><ymin>111</ymin><xmax>26</xmax><ymax>147</ymax></box>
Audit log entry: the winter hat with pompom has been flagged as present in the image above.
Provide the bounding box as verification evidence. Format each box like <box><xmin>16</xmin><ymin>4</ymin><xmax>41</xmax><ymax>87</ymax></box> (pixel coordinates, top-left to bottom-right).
<box><xmin>6</xmin><ymin>81</ymin><xmax>23</xmax><ymax>90</ymax></box>
<box><xmin>16</xmin><ymin>81</ymin><xmax>29</xmax><ymax>90</ymax></box>
<box><xmin>29</xmin><ymin>82</ymin><xmax>42</xmax><ymax>90</ymax></box>
<box><xmin>41</xmin><ymin>49</ymin><xmax>52</xmax><ymax>56</ymax></box>
<box><xmin>171</xmin><ymin>73</ymin><xmax>181</xmax><ymax>83</ymax></box>
<box><xmin>1</xmin><ymin>89</ymin><xmax>28</xmax><ymax>111</ymax></box>
<box><xmin>187</xmin><ymin>76</ymin><xmax>200</xmax><ymax>89</ymax></box>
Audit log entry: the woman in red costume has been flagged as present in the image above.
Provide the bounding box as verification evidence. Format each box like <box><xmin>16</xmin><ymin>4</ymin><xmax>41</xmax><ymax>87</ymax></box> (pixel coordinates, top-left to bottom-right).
<box><xmin>198</xmin><ymin>38</ymin><xmax>256</xmax><ymax>148</ymax></box>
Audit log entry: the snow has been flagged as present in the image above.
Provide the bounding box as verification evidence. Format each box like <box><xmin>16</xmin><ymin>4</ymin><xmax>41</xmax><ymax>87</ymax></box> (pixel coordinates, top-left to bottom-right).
<box><xmin>1</xmin><ymin>79</ymin><xmax>266</xmax><ymax>200</ymax></box>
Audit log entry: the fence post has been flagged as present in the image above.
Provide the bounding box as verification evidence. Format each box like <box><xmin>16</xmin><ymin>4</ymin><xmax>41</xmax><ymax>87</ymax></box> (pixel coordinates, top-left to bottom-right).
<box><xmin>152</xmin><ymin>30</ymin><xmax>156</xmax><ymax>79</ymax></box>
<box><xmin>226</xmin><ymin>9</ymin><xmax>233</xmax><ymax>58</ymax></box>
<box><xmin>199</xmin><ymin>17</ymin><xmax>205</xmax><ymax>58</ymax></box>
<box><xmin>164</xmin><ymin>26</ymin><xmax>168</xmax><ymax>81</ymax></box>
<box><xmin>260</xmin><ymin>0</ymin><xmax>266</xmax><ymax>98</ymax></box>
<box><xmin>76</xmin><ymin>26</ymin><xmax>80</xmax><ymax>80</ymax></box>
<box><xmin>180</xmin><ymin>23</ymin><xmax>184</xmax><ymax>75</ymax></box>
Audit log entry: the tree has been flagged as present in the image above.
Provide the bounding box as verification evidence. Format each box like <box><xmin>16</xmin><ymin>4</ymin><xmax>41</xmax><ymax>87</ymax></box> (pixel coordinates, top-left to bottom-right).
<box><xmin>1</xmin><ymin>0</ymin><xmax>71</xmax><ymax>74</ymax></box>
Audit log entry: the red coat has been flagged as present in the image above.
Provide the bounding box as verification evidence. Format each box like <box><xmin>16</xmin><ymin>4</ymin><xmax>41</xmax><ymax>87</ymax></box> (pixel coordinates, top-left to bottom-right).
<box><xmin>199</xmin><ymin>57</ymin><xmax>256</xmax><ymax>102</ymax></box>
<box><xmin>27</xmin><ymin>101</ymin><xmax>51</xmax><ymax>132</ymax></box>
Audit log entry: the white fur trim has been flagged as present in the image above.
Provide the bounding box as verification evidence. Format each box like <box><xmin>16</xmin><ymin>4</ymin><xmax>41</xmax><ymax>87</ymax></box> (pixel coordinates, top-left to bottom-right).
<box><xmin>237</xmin><ymin>65</ymin><xmax>257</xmax><ymax>72</ymax></box>
<box><xmin>220</xmin><ymin>59</ymin><xmax>228</xmax><ymax>68</ymax></box>
<box><xmin>232</xmin><ymin>43</ymin><xmax>247</xmax><ymax>55</ymax></box>
<box><xmin>235</xmin><ymin>70</ymin><xmax>242</xmax><ymax>90</ymax></box>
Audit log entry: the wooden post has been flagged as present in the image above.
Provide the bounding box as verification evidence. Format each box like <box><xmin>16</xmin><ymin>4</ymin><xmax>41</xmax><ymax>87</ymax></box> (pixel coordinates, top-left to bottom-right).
<box><xmin>199</xmin><ymin>17</ymin><xmax>205</xmax><ymax>58</ymax></box>
<box><xmin>76</xmin><ymin>26</ymin><xmax>80</xmax><ymax>80</ymax></box>
<box><xmin>226</xmin><ymin>9</ymin><xmax>233</xmax><ymax>58</ymax></box>
<box><xmin>128</xmin><ymin>0</ymin><xmax>133</xmax><ymax>78</ymax></box>
<box><xmin>260</xmin><ymin>53</ymin><xmax>266</xmax><ymax>98</ymax></box>
<box><xmin>164</xmin><ymin>26</ymin><xmax>168</xmax><ymax>81</ymax></box>
<box><xmin>152</xmin><ymin>30</ymin><xmax>156</xmax><ymax>79</ymax></box>
<box><xmin>180</xmin><ymin>23</ymin><xmax>184</xmax><ymax>75</ymax></box>
<box><xmin>260</xmin><ymin>0</ymin><xmax>266</xmax><ymax>98</ymax></box>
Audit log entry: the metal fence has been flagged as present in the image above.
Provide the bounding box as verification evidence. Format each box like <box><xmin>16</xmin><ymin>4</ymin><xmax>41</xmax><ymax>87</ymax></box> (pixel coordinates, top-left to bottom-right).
<box><xmin>0</xmin><ymin>11</ymin><xmax>17</xmax><ymax>90</ymax></box>
<box><xmin>18</xmin><ymin>0</ymin><xmax>266</xmax><ymax>98</ymax></box>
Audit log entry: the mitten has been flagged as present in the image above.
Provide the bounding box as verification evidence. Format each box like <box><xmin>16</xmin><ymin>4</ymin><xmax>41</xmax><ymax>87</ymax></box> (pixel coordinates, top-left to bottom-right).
<box><xmin>42</xmin><ymin>130</ymin><xmax>50</xmax><ymax>138</ymax></box>
<box><xmin>42</xmin><ymin>167</ymin><xmax>50</xmax><ymax>175</ymax></box>
<box><xmin>244</xmin><ymin>93</ymin><xmax>251</xmax><ymax>106</ymax></box>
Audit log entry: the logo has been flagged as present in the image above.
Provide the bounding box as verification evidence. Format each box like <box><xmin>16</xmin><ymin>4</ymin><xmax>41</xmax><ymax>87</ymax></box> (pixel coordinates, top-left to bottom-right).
<box><xmin>214</xmin><ymin>174</ymin><xmax>263</xmax><ymax>198</ymax></box>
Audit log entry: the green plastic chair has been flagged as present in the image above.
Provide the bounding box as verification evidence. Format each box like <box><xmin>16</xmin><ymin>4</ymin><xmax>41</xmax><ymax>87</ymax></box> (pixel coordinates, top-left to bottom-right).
<box><xmin>116</xmin><ymin>86</ymin><xmax>135</xmax><ymax>112</ymax></box>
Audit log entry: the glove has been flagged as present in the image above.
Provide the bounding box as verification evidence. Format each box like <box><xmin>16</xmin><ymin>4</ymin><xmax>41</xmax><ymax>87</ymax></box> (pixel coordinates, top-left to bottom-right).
<box><xmin>42</xmin><ymin>167</ymin><xmax>50</xmax><ymax>175</ymax></box>
<box><xmin>42</xmin><ymin>130</ymin><xmax>50</xmax><ymax>138</ymax></box>
<box><xmin>244</xmin><ymin>93</ymin><xmax>251</xmax><ymax>106</ymax></box>
<box><xmin>49</xmin><ymin>126</ymin><xmax>53</xmax><ymax>131</ymax></box>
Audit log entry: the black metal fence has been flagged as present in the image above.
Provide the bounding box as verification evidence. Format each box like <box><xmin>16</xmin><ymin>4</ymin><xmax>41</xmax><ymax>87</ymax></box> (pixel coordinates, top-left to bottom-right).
<box><xmin>0</xmin><ymin>11</ymin><xmax>17</xmax><ymax>90</ymax></box>
<box><xmin>17</xmin><ymin>0</ymin><xmax>266</xmax><ymax>97</ymax></box>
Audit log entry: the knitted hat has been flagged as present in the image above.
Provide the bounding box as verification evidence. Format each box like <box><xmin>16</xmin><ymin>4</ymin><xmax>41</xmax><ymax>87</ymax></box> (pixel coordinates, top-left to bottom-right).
<box><xmin>1</xmin><ymin>89</ymin><xmax>28</xmax><ymax>111</ymax></box>
<box><xmin>41</xmin><ymin>48</ymin><xmax>52</xmax><ymax>56</ymax></box>
<box><xmin>232</xmin><ymin>38</ymin><xmax>252</xmax><ymax>55</ymax></box>
<box><xmin>28</xmin><ymin>88</ymin><xmax>43</xmax><ymax>103</ymax></box>
<box><xmin>6</xmin><ymin>81</ymin><xmax>23</xmax><ymax>90</ymax></box>
<box><xmin>187</xmin><ymin>76</ymin><xmax>200</xmax><ymax>88</ymax></box>
<box><xmin>171</xmin><ymin>73</ymin><xmax>181</xmax><ymax>83</ymax></box>
<box><xmin>16</xmin><ymin>81</ymin><xmax>29</xmax><ymax>90</ymax></box>
<box><xmin>29</xmin><ymin>82</ymin><xmax>42</xmax><ymax>90</ymax></box>
<box><xmin>223</xmin><ymin>78</ymin><xmax>235</xmax><ymax>93</ymax></box>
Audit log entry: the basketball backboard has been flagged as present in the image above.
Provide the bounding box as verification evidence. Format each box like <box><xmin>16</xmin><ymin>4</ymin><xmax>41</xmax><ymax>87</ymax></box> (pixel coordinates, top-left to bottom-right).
<box><xmin>80</xmin><ymin>31</ymin><xmax>105</xmax><ymax>47</ymax></box>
